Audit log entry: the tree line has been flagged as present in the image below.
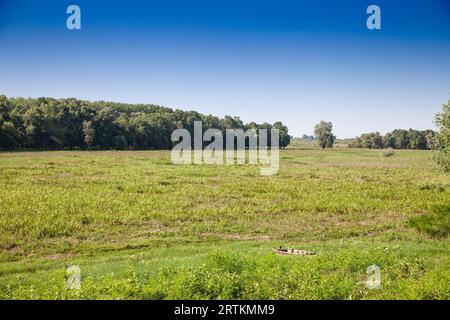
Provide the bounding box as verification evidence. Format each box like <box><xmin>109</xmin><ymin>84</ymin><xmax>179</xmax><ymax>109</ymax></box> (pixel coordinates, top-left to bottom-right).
<box><xmin>349</xmin><ymin>129</ymin><xmax>436</xmax><ymax>150</ymax></box>
<box><xmin>312</xmin><ymin>99</ymin><xmax>449</xmax><ymax>172</ymax></box>
<box><xmin>0</xmin><ymin>95</ymin><xmax>291</xmax><ymax>150</ymax></box>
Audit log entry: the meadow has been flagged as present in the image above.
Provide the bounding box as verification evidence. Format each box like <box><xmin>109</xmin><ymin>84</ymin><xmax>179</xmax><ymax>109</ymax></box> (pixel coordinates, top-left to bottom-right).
<box><xmin>0</xmin><ymin>147</ymin><xmax>449</xmax><ymax>299</ymax></box>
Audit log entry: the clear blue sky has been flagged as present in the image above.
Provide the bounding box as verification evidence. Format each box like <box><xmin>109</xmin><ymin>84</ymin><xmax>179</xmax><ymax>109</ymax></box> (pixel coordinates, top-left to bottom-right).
<box><xmin>1</xmin><ymin>0</ymin><xmax>449</xmax><ymax>138</ymax></box>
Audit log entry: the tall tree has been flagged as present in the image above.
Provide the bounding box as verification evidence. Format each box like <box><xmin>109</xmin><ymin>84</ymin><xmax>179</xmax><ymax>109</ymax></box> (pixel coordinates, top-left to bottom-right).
<box><xmin>314</xmin><ymin>121</ymin><xmax>336</xmax><ymax>149</ymax></box>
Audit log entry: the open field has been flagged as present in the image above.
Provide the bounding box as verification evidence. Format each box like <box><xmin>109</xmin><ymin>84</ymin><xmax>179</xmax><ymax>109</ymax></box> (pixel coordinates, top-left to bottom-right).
<box><xmin>0</xmin><ymin>149</ymin><xmax>449</xmax><ymax>299</ymax></box>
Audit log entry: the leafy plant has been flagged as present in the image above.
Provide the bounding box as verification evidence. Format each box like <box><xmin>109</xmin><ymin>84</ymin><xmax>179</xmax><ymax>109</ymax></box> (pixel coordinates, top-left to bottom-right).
<box><xmin>432</xmin><ymin>102</ymin><xmax>450</xmax><ymax>172</ymax></box>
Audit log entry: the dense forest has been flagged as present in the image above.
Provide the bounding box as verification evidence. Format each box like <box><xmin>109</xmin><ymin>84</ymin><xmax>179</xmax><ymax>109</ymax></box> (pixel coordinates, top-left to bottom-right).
<box><xmin>0</xmin><ymin>95</ymin><xmax>291</xmax><ymax>150</ymax></box>
<box><xmin>349</xmin><ymin>129</ymin><xmax>436</xmax><ymax>150</ymax></box>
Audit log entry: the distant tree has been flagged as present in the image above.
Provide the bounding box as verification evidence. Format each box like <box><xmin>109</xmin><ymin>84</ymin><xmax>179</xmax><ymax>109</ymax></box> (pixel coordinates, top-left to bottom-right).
<box><xmin>349</xmin><ymin>136</ymin><xmax>362</xmax><ymax>148</ymax></box>
<box><xmin>257</xmin><ymin>122</ymin><xmax>273</xmax><ymax>148</ymax></box>
<box><xmin>301</xmin><ymin>134</ymin><xmax>315</xmax><ymax>141</ymax></box>
<box><xmin>93</xmin><ymin>107</ymin><xmax>119</xmax><ymax>149</ymax></box>
<box><xmin>314</xmin><ymin>121</ymin><xmax>336</xmax><ymax>149</ymax></box>
<box><xmin>220</xmin><ymin>115</ymin><xmax>244</xmax><ymax>131</ymax></box>
<box><xmin>0</xmin><ymin>121</ymin><xmax>20</xmax><ymax>149</ymax></box>
<box><xmin>425</xmin><ymin>130</ymin><xmax>435</xmax><ymax>149</ymax></box>
<box><xmin>433</xmin><ymin>101</ymin><xmax>450</xmax><ymax>172</ymax></box>
<box><xmin>359</xmin><ymin>132</ymin><xmax>383</xmax><ymax>149</ymax></box>
<box><xmin>82</xmin><ymin>121</ymin><xmax>95</xmax><ymax>148</ymax></box>
<box><xmin>408</xmin><ymin>129</ymin><xmax>428</xmax><ymax>149</ymax></box>
<box><xmin>0</xmin><ymin>95</ymin><xmax>8</xmax><ymax>148</ymax></box>
<box><xmin>273</xmin><ymin>121</ymin><xmax>291</xmax><ymax>148</ymax></box>
<box><xmin>383</xmin><ymin>132</ymin><xmax>395</xmax><ymax>148</ymax></box>
<box><xmin>391</xmin><ymin>129</ymin><xmax>410</xmax><ymax>149</ymax></box>
<box><xmin>0</xmin><ymin>95</ymin><xmax>7</xmax><ymax>123</ymax></box>
<box><xmin>372</xmin><ymin>132</ymin><xmax>384</xmax><ymax>148</ymax></box>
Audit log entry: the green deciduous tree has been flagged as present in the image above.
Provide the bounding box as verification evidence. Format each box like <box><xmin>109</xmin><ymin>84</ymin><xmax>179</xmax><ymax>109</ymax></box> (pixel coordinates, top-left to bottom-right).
<box><xmin>273</xmin><ymin>121</ymin><xmax>291</xmax><ymax>148</ymax></box>
<box><xmin>314</xmin><ymin>121</ymin><xmax>336</xmax><ymax>149</ymax></box>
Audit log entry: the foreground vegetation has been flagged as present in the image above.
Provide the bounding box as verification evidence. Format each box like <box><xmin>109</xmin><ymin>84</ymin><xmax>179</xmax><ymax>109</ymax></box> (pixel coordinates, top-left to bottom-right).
<box><xmin>0</xmin><ymin>148</ymin><xmax>449</xmax><ymax>299</ymax></box>
<box><xmin>2</xmin><ymin>242</ymin><xmax>449</xmax><ymax>300</ymax></box>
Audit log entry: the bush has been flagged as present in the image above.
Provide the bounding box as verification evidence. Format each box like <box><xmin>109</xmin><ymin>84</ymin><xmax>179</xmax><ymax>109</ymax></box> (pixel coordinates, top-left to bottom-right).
<box><xmin>432</xmin><ymin>149</ymin><xmax>450</xmax><ymax>173</ymax></box>
<box><xmin>381</xmin><ymin>148</ymin><xmax>395</xmax><ymax>157</ymax></box>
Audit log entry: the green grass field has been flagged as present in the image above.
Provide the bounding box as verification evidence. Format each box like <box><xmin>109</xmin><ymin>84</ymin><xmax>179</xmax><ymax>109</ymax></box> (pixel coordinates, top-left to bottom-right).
<box><xmin>0</xmin><ymin>148</ymin><xmax>449</xmax><ymax>299</ymax></box>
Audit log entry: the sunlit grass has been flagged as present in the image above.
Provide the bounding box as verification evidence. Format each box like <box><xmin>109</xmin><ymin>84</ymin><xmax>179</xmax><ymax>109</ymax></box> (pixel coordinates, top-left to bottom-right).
<box><xmin>0</xmin><ymin>149</ymin><xmax>448</xmax><ymax>299</ymax></box>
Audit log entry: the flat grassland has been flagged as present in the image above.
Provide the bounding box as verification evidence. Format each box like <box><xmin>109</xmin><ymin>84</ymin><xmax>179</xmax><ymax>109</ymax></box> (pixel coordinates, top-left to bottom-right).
<box><xmin>0</xmin><ymin>148</ymin><xmax>449</xmax><ymax>299</ymax></box>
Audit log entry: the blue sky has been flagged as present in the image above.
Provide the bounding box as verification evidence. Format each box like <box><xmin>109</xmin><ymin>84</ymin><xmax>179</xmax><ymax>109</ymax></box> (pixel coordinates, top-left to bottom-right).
<box><xmin>1</xmin><ymin>0</ymin><xmax>449</xmax><ymax>138</ymax></box>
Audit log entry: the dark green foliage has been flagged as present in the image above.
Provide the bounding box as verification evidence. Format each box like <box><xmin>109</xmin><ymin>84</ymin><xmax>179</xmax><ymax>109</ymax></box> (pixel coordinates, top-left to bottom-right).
<box><xmin>273</xmin><ymin>121</ymin><xmax>291</xmax><ymax>148</ymax></box>
<box><xmin>350</xmin><ymin>129</ymin><xmax>435</xmax><ymax>150</ymax></box>
<box><xmin>408</xmin><ymin>204</ymin><xmax>450</xmax><ymax>238</ymax></box>
<box><xmin>0</xmin><ymin>95</ymin><xmax>291</xmax><ymax>150</ymax></box>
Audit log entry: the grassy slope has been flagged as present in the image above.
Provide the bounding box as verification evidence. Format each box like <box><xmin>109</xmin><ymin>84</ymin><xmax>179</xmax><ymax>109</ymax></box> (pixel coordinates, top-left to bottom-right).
<box><xmin>0</xmin><ymin>148</ymin><xmax>449</xmax><ymax>299</ymax></box>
